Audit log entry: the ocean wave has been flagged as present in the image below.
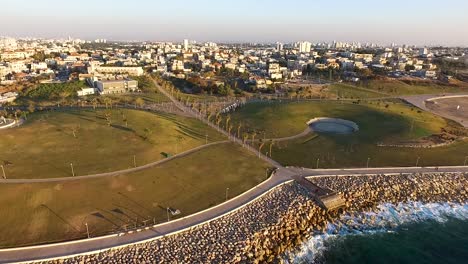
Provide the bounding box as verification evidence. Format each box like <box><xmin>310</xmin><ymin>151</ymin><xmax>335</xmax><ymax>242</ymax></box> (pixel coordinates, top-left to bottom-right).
<box><xmin>286</xmin><ymin>202</ymin><xmax>468</xmax><ymax>263</ymax></box>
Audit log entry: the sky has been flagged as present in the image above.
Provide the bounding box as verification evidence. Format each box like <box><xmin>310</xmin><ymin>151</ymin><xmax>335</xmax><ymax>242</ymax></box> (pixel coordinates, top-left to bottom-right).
<box><xmin>0</xmin><ymin>0</ymin><xmax>467</xmax><ymax>46</ymax></box>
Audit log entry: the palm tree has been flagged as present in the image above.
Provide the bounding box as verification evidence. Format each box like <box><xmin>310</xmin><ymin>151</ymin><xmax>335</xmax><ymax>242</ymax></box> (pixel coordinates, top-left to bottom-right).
<box><xmin>251</xmin><ymin>132</ymin><xmax>257</xmax><ymax>143</ymax></box>
<box><xmin>104</xmin><ymin>111</ymin><xmax>112</xmax><ymax>126</ymax></box>
<box><xmin>91</xmin><ymin>98</ymin><xmax>98</xmax><ymax>110</ymax></box>
<box><xmin>225</xmin><ymin>115</ymin><xmax>231</xmax><ymax>130</ymax></box>
<box><xmin>103</xmin><ymin>97</ymin><xmax>112</xmax><ymax>109</ymax></box>
<box><xmin>259</xmin><ymin>142</ymin><xmax>266</xmax><ymax>154</ymax></box>
<box><xmin>243</xmin><ymin>133</ymin><xmax>249</xmax><ymax>145</ymax></box>
<box><xmin>269</xmin><ymin>140</ymin><xmax>274</xmax><ymax>157</ymax></box>
<box><xmin>27</xmin><ymin>102</ymin><xmax>36</xmax><ymax>114</ymax></box>
<box><xmin>135</xmin><ymin>97</ymin><xmax>144</xmax><ymax>108</ymax></box>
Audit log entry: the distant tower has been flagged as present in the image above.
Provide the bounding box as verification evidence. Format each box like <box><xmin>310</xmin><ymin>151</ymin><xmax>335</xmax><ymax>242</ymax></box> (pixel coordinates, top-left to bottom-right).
<box><xmin>183</xmin><ymin>39</ymin><xmax>189</xmax><ymax>51</ymax></box>
<box><xmin>276</xmin><ymin>42</ymin><xmax>283</xmax><ymax>51</ymax></box>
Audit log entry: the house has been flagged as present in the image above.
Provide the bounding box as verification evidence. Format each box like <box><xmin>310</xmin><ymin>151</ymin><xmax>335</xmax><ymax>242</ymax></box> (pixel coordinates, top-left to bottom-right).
<box><xmin>0</xmin><ymin>92</ymin><xmax>18</xmax><ymax>104</ymax></box>
<box><xmin>77</xmin><ymin>87</ymin><xmax>97</xmax><ymax>97</ymax></box>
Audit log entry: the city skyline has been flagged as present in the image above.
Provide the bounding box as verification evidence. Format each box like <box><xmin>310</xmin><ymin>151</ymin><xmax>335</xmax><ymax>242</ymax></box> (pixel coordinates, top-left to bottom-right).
<box><xmin>1</xmin><ymin>0</ymin><xmax>467</xmax><ymax>46</ymax></box>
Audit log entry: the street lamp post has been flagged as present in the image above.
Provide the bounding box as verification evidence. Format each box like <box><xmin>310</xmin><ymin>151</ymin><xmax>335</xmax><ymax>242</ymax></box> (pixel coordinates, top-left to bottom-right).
<box><xmin>1</xmin><ymin>165</ymin><xmax>5</xmax><ymax>179</ymax></box>
<box><xmin>225</xmin><ymin>187</ymin><xmax>229</xmax><ymax>201</ymax></box>
<box><xmin>85</xmin><ymin>222</ymin><xmax>90</xmax><ymax>238</ymax></box>
<box><xmin>416</xmin><ymin>157</ymin><xmax>421</xmax><ymax>167</ymax></box>
<box><xmin>366</xmin><ymin>157</ymin><xmax>371</xmax><ymax>168</ymax></box>
<box><xmin>166</xmin><ymin>208</ymin><xmax>170</xmax><ymax>222</ymax></box>
<box><xmin>70</xmin><ymin>163</ymin><xmax>75</xmax><ymax>177</ymax></box>
<box><xmin>316</xmin><ymin>158</ymin><xmax>320</xmax><ymax>169</ymax></box>
<box><xmin>205</xmin><ymin>134</ymin><xmax>208</xmax><ymax>144</ymax></box>
<box><xmin>133</xmin><ymin>155</ymin><xmax>136</xmax><ymax>168</ymax></box>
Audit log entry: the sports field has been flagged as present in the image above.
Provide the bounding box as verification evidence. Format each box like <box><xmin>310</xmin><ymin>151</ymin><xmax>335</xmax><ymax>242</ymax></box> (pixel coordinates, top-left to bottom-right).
<box><xmin>0</xmin><ymin>143</ymin><xmax>270</xmax><ymax>247</ymax></box>
<box><xmin>0</xmin><ymin>108</ymin><xmax>225</xmax><ymax>179</ymax></box>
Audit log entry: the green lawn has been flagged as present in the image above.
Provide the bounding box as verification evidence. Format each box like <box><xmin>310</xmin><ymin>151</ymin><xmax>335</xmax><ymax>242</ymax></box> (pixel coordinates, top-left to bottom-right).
<box><xmin>229</xmin><ymin>101</ymin><xmax>468</xmax><ymax>168</ymax></box>
<box><xmin>0</xmin><ymin>108</ymin><xmax>225</xmax><ymax>179</ymax></box>
<box><xmin>328</xmin><ymin>83</ymin><xmax>389</xmax><ymax>99</ymax></box>
<box><xmin>0</xmin><ymin>143</ymin><xmax>271</xmax><ymax>247</ymax></box>
<box><xmin>230</xmin><ymin>100</ymin><xmax>447</xmax><ymax>139</ymax></box>
<box><xmin>108</xmin><ymin>91</ymin><xmax>172</xmax><ymax>104</ymax></box>
<box><xmin>331</xmin><ymin>79</ymin><xmax>466</xmax><ymax>98</ymax></box>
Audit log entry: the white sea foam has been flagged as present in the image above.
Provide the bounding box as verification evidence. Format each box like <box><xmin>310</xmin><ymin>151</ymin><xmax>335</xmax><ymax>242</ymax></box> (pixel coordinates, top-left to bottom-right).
<box><xmin>285</xmin><ymin>202</ymin><xmax>468</xmax><ymax>263</ymax></box>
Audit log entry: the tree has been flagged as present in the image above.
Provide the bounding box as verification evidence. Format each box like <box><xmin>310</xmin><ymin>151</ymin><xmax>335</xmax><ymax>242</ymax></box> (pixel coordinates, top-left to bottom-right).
<box><xmin>134</xmin><ymin>97</ymin><xmax>145</xmax><ymax>108</ymax></box>
<box><xmin>225</xmin><ymin>115</ymin><xmax>231</xmax><ymax>130</ymax></box>
<box><xmin>143</xmin><ymin>128</ymin><xmax>152</xmax><ymax>140</ymax></box>
<box><xmin>92</xmin><ymin>98</ymin><xmax>99</xmax><ymax>110</ymax></box>
<box><xmin>103</xmin><ymin>97</ymin><xmax>113</xmax><ymax>109</ymax></box>
<box><xmin>405</xmin><ymin>65</ymin><xmax>416</xmax><ymax>72</ymax></box>
<box><xmin>28</xmin><ymin>102</ymin><xmax>36</xmax><ymax>114</ymax></box>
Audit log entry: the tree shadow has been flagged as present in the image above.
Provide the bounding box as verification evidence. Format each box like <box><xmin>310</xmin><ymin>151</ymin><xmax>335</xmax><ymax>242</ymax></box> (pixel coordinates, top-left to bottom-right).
<box><xmin>91</xmin><ymin>210</ymin><xmax>120</xmax><ymax>228</ymax></box>
<box><xmin>40</xmin><ymin>204</ymin><xmax>79</xmax><ymax>232</ymax></box>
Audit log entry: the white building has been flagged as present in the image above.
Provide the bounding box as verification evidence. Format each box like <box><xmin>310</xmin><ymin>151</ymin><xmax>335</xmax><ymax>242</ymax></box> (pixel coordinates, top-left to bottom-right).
<box><xmin>419</xmin><ymin>48</ymin><xmax>428</xmax><ymax>56</ymax></box>
<box><xmin>298</xmin><ymin>41</ymin><xmax>312</xmax><ymax>53</ymax></box>
<box><xmin>30</xmin><ymin>62</ymin><xmax>48</xmax><ymax>71</ymax></box>
<box><xmin>93</xmin><ymin>66</ymin><xmax>144</xmax><ymax>76</ymax></box>
<box><xmin>6</xmin><ymin>61</ymin><xmax>27</xmax><ymax>73</ymax></box>
<box><xmin>276</xmin><ymin>42</ymin><xmax>284</xmax><ymax>51</ymax></box>
<box><xmin>0</xmin><ymin>65</ymin><xmax>11</xmax><ymax>80</ymax></box>
<box><xmin>0</xmin><ymin>92</ymin><xmax>18</xmax><ymax>104</ymax></box>
<box><xmin>77</xmin><ymin>87</ymin><xmax>97</xmax><ymax>97</ymax></box>
<box><xmin>171</xmin><ymin>60</ymin><xmax>185</xmax><ymax>71</ymax></box>
<box><xmin>96</xmin><ymin>79</ymin><xmax>139</xmax><ymax>94</ymax></box>
<box><xmin>183</xmin><ymin>39</ymin><xmax>189</xmax><ymax>51</ymax></box>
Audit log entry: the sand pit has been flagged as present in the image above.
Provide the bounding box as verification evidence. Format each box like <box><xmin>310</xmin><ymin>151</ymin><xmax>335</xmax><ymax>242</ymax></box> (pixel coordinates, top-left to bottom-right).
<box><xmin>307</xmin><ymin>118</ymin><xmax>358</xmax><ymax>134</ymax></box>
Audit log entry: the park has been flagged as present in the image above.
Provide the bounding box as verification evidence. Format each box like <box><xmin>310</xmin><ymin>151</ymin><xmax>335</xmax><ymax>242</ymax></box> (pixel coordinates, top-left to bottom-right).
<box><xmin>228</xmin><ymin>99</ymin><xmax>468</xmax><ymax>168</ymax></box>
<box><xmin>0</xmin><ymin>80</ymin><xmax>467</xmax><ymax>253</ymax></box>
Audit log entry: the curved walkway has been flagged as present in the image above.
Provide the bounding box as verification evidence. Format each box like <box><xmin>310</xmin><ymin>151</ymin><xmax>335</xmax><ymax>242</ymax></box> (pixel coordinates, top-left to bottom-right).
<box><xmin>0</xmin><ymin>141</ymin><xmax>229</xmax><ymax>184</ymax></box>
<box><xmin>401</xmin><ymin>93</ymin><xmax>468</xmax><ymax>128</ymax></box>
<box><xmin>247</xmin><ymin>127</ymin><xmax>313</xmax><ymax>143</ymax></box>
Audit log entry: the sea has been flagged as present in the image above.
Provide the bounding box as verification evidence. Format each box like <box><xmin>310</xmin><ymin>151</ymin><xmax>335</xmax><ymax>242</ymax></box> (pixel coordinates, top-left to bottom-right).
<box><xmin>286</xmin><ymin>202</ymin><xmax>468</xmax><ymax>264</ymax></box>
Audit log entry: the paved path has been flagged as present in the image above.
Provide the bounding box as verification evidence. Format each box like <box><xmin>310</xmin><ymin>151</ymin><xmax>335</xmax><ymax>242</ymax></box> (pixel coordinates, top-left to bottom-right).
<box><xmin>152</xmin><ymin>79</ymin><xmax>282</xmax><ymax>168</ymax></box>
<box><xmin>287</xmin><ymin>166</ymin><xmax>468</xmax><ymax>177</ymax></box>
<box><xmin>401</xmin><ymin>93</ymin><xmax>468</xmax><ymax>128</ymax></box>
<box><xmin>0</xmin><ymin>166</ymin><xmax>467</xmax><ymax>263</ymax></box>
<box><xmin>0</xmin><ymin>141</ymin><xmax>229</xmax><ymax>184</ymax></box>
<box><xmin>0</xmin><ymin>168</ymin><xmax>293</xmax><ymax>263</ymax></box>
<box><xmin>247</xmin><ymin>127</ymin><xmax>313</xmax><ymax>143</ymax></box>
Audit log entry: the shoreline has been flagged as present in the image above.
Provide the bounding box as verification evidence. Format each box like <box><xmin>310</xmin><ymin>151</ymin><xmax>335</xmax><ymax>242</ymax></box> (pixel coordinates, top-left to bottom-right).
<box><xmin>40</xmin><ymin>172</ymin><xmax>467</xmax><ymax>264</ymax></box>
<box><xmin>287</xmin><ymin>201</ymin><xmax>468</xmax><ymax>263</ymax></box>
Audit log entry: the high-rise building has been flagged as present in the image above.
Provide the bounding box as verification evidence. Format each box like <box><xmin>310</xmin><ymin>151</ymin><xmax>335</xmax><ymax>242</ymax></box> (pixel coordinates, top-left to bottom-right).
<box><xmin>276</xmin><ymin>42</ymin><xmax>283</xmax><ymax>51</ymax></box>
<box><xmin>419</xmin><ymin>48</ymin><xmax>428</xmax><ymax>56</ymax></box>
<box><xmin>298</xmin><ymin>41</ymin><xmax>311</xmax><ymax>53</ymax></box>
<box><xmin>183</xmin><ymin>39</ymin><xmax>189</xmax><ymax>51</ymax></box>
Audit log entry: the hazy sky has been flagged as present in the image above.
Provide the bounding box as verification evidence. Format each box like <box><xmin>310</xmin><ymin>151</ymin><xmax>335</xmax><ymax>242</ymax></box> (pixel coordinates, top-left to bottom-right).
<box><xmin>1</xmin><ymin>0</ymin><xmax>467</xmax><ymax>45</ymax></box>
